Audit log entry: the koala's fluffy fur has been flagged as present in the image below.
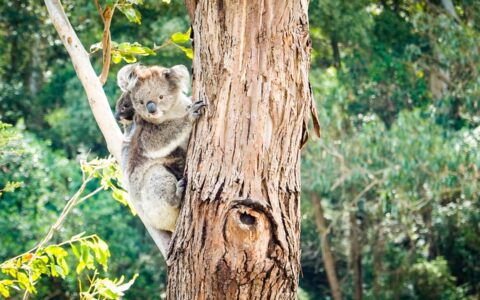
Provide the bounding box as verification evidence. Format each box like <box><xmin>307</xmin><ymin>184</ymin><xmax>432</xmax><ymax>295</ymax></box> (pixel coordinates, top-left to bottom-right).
<box><xmin>117</xmin><ymin>64</ymin><xmax>203</xmax><ymax>232</ymax></box>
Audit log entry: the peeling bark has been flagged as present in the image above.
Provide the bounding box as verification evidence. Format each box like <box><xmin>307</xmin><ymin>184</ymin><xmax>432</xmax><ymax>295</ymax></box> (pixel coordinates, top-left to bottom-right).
<box><xmin>167</xmin><ymin>0</ymin><xmax>318</xmax><ymax>298</ymax></box>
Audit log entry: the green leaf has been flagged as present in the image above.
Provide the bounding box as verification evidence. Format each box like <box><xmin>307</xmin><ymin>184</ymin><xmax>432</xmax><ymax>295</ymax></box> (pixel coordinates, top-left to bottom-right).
<box><xmin>117</xmin><ymin>42</ymin><xmax>132</xmax><ymax>52</ymax></box>
<box><xmin>49</xmin><ymin>261</ymin><xmax>59</xmax><ymax>277</ymax></box>
<box><xmin>112</xmin><ymin>52</ymin><xmax>122</xmax><ymax>64</ymax></box>
<box><xmin>0</xmin><ymin>282</ymin><xmax>10</xmax><ymax>298</ymax></box>
<box><xmin>176</xmin><ymin>45</ymin><xmax>193</xmax><ymax>60</ymax></box>
<box><xmin>122</xmin><ymin>54</ymin><xmax>137</xmax><ymax>63</ymax></box>
<box><xmin>16</xmin><ymin>272</ymin><xmax>34</xmax><ymax>293</ymax></box>
<box><xmin>1</xmin><ymin>261</ymin><xmax>18</xmax><ymax>278</ymax></box>
<box><xmin>76</xmin><ymin>261</ymin><xmax>86</xmax><ymax>274</ymax></box>
<box><xmin>171</xmin><ymin>28</ymin><xmax>191</xmax><ymax>44</ymax></box>
<box><xmin>55</xmin><ymin>265</ymin><xmax>66</xmax><ymax>278</ymax></box>
<box><xmin>118</xmin><ymin>5</ymin><xmax>142</xmax><ymax>24</ymax></box>
<box><xmin>80</xmin><ymin>242</ymin><xmax>91</xmax><ymax>270</ymax></box>
<box><xmin>3</xmin><ymin>181</ymin><xmax>22</xmax><ymax>193</ymax></box>
<box><xmin>129</xmin><ymin>45</ymin><xmax>155</xmax><ymax>55</ymax></box>
<box><xmin>57</xmin><ymin>257</ymin><xmax>69</xmax><ymax>277</ymax></box>
<box><xmin>112</xmin><ymin>189</ymin><xmax>128</xmax><ymax>205</ymax></box>
<box><xmin>31</xmin><ymin>257</ymin><xmax>49</xmax><ymax>280</ymax></box>
<box><xmin>70</xmin><ymin>244</ymin><xmax>80</xmax><ymax>258</ymax></box>
<box><xmin>45</xmin><ymin>245</ymin><xmax>68</xmax><ymax>258</ymax></box>
<box><xmin>96</xmin><ymin>238</ymin><xmax>111</xmax><ymax>271</ymax></box>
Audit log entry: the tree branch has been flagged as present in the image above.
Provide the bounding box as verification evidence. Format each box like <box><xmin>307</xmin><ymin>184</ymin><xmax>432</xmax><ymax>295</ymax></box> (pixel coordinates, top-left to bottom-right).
<box><xmin>94</xmin><ymin>0</ymin><xmax>104</xmax><ymax>22</ymax></box>
<box><xmin>44</xmin><ymin>0</ymin><xmax>172</xmax><ymax>257</ymax></box>
<box><xmin>44</xmin><ymin>0</ymin><xmax>122</xmax><ymax>161</ymax></box>
<box><xmin>99</xmin><ymin>5</ymin><xmax>113</xmax><ymax>85</ymax></box>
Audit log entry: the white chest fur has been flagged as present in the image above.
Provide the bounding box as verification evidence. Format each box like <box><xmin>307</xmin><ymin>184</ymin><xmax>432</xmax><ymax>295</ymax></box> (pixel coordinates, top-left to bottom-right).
<box><xmin>145</xmin><ymin>125</ymin><xmax>192</xmax><ymax>159</ymax></box>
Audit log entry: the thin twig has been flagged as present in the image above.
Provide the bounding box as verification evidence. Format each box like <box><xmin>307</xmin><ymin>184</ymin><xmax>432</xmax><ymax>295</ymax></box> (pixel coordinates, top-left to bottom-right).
<box><xmin>152</xmin><ymin>39</ymin><xmax>173</xmax><ymax>51</ymax></box>
<box><xmin>77</xmin><ymin>186</ymin><xmax>105</xmax><ymax>205</ymax></box>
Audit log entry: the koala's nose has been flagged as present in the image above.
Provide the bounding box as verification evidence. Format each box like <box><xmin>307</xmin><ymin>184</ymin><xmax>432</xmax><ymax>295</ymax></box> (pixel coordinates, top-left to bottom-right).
<box><xmin>114</xmin><ymin>112</ymin><xmax>121</xmax><ymax>121</ymax></box>
<box><xmin>146</xmin><ymin>101</ymin><xmax>157</xmax><ymax>114</ymax></box>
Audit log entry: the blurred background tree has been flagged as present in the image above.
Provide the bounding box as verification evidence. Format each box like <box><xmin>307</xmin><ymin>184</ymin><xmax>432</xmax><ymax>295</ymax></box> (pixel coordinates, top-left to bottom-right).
<box><xmin>0</xmin><ymin>0</ymin><xmax>478</xmax><ymax>299</ymax></box>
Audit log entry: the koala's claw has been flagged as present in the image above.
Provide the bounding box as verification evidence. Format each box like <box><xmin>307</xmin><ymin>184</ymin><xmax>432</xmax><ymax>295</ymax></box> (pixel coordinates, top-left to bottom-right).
<box><xmin>188</xmin><ymin>100</ymin><xmax>207</xmax><ymax>120</ymax></box>
<box><xmin>177</xmin><ymin>178</ymin><xmax>187</xmax><ymax>190</ymax></box>
<box><xmin>172</xmin><ymin>178</ymin><xmax>187</xmax><ymax>207</ymax></box>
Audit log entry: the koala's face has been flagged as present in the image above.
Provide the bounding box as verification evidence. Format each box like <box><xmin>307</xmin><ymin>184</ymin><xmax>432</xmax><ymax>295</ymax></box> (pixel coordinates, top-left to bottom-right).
<box><xmin>114</xmin><ymin>91</ymin><xmax>134</xmax><ymax>124</ymax></box>
<box><xmin>130</xmin><ymin>65</ymin><xmax>190</xmax><ymax>124</ymax></box>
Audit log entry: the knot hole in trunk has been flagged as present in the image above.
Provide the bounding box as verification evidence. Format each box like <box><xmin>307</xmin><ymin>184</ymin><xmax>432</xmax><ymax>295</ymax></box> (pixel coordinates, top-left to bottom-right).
<box><xmin>224</xmin><ymin>200</ymin><xmax>272</xmax><ymax>253</ymax></box>
<box><xmin>239</xmin><ymin>211</ymin><xmax>256</xmax><ymax>225</ymax></box>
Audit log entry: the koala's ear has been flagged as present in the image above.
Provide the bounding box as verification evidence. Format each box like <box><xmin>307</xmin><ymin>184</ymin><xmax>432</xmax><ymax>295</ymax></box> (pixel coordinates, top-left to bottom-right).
<box><xmin>170</xmin><ymin>65</ymin><xmax>190</xmax><ymax>93</ymax></box>
<box><xmin>117</xmin><ymin>63</ymin><xmax>139</xmax><ymax>92</ymax></box>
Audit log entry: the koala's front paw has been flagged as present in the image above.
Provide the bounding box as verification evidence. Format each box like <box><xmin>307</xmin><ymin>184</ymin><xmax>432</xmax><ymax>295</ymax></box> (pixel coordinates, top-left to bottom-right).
<box><xmin>188</xmin><ymin>100</ymin><xmax>207</xmax><ymax>120</ymax></box>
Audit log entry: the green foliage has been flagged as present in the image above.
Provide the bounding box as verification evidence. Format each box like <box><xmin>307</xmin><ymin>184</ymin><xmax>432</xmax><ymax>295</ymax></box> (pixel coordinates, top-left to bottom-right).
<box><xmin>117</xmin><ymin>0</ymin><xmax>144</xmax><ymax>24</ymax></box>
<box><xmin>302</xmin><ymin>18</ymin><xmax>480</xmax><ymax>295</ymax></box>
<box><xmin>0</xmin><ymin>235</ymin><xmax>119</xmax><ymax>298</ymax></box>
<box><xmin>0</xmin><ymin>122</ymin><xmax>162</xmax><ymax>298</ymax></box>
<box><xmin>91</xmin><ymin>41</ymin><xmax>156</xmax><ymax>64</ymax></box>
<box><xmin>410</xmin><ymin>257</ymin><xmax>468</xmax><ymax>300</ymax></box>
<box><xmin>0</xmin><ymin>122</ymin><xmax>23</xmax><ymax>197</ymax></box>
<box><xmin>1</xmin><ymin>0</ymin><xmax>479</xmax><ymax>299</ymax></box>
<box><xmin>82</xmin><ymin>158</ymin><xmax>134</xmax><ymax>214</ymax></box>
<box><xmin>0</xmin><ymin>152</ymin><xmax>141</xmax><ymax>299</ymax></box>
<box><xmin>169</xmin><ymin>27</ymin><xmax>193</xmax><ymax>59</ymax></box>
<box><xmin>80</xmin><ymin>273</ymin><xmax>138</xmax><ymax>299</ymax></box>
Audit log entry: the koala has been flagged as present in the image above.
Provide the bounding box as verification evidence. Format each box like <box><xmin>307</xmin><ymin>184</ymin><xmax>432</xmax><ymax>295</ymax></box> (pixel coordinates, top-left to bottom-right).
<box><xmin>114</xmin><ymin>91</ymin><xmax>137</xmax><ymax>174</ymax></box>
<box><xmin>117</xmin><ymin>63</ymin><xmax>205</xmax><ymax>232</ymax></box>
<box><xmin>114</xmin><ymin>91</ymin><xmax>134</xmax><ymax>127</ymax></box>
<box><xmin>115</xmin><ymin>65</ymin><xmax>137</xmax><ymax>135</ymax></box>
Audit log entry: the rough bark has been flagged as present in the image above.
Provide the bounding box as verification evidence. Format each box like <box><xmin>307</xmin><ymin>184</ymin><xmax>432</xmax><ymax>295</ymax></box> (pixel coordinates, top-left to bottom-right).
<box><xmin>311</xmin><ymin>193</ymin><xmax>342</xmax><ymax>300</ymax></box>
<box><xmin>167</xmin><ymin>0</ymin><xmax>319</xmax><ymax>299</ymax></box>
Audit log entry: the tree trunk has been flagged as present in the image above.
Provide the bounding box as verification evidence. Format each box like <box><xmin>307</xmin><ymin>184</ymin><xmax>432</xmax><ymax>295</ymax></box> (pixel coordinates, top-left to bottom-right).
<box><xmin>311</xmin><ymin>193</ymin><xmax>342</xmax><ymax>300</ymax></box>
<box><xmin>330</xmin><ymin>35</ymin><xmax>341</xmax><ymax>69</ymax></box>
<box><xmin>167</xmin><ymin>0</ymin><xmax>319</xmax><ymax>299</ymax></box>
<box><xmin>372</xmin><ymin>226</ymin><xmax>384</xmax><ymax>299</ymax></box>
<box><xmin>350</xmin><ymin>210</ymin><xmax>363</xmax><ymax>300</ymax></box>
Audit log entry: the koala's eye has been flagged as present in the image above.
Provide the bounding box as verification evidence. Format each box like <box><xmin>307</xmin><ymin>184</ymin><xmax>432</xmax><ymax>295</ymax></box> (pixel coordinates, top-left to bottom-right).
<box><xmin>121</xmin><ymin>107</ymin><xmax>125</xmax><ymax>112</ymax></box>
<box><xmin>159</xmin><ymin>95</ymin><xmax>164</xmax><ymax>100</ymax></box>
<box><xmin>139</xmin><ymin>100</ymin><xmax>144</xmax><ymax>105</ymax></box>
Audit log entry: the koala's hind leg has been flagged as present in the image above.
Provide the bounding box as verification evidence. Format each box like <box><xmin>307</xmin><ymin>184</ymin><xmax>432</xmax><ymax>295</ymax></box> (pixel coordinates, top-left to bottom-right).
<box><xmin>140</xmin><ymin>165</ymin><xmax>182</xmax><ymax>232</ymax></box>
